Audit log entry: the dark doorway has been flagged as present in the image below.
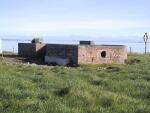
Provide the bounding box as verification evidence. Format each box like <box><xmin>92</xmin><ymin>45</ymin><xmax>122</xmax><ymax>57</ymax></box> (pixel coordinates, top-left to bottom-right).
<box><xmin>101</xmin><ymin>51</ymin><xmax>106</xmax><ymax>58</ymax></box>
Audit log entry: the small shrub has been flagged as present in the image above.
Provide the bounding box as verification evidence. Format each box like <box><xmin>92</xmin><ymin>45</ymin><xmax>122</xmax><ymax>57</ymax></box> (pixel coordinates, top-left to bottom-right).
<box><xmin>106</xmin><ymin>66</ymin><xmax>120</xmax><ymax>72</ymax></box>
<box><xmin>100</xmin><ymin>96</ymin><xmax>114</xmax><ymax>108</ymax></box>
<box><xmin>38</xmin><ymin>94</ymin><xmax>49</xmax><ymax>101</ymax></box>
<box><xmin>142</xmin><ymin>76</ymin><xmax>150</xmax><ymax>81</ymax></box>
<box><xmin>127</xmin><ymin>59</ymin><xmax>141</xmax><ymax>65</ymax></box>
<box><xmin>91</xmin><ymin>79</ymin><xmax>103</xmax><ymax>86</ymax></box>
<box><xmin>55</xmin><ymin>87</ymin><xmax>70</xmax><ymax>97</ymax></box>
<box><xmin>37</xmin><ymin>72</ymin><xmax>44</xmax><ymax>75</ymax></box>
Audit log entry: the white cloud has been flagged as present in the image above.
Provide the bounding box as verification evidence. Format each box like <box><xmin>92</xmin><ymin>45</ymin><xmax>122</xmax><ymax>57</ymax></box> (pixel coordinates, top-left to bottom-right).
<box><xmin>21</xmin><ymin>19</ymin><xmax>147</xmax><ymax>30</ymax></box>
<box><xmin>0</xmin><ymin>19</ymin><xmax>150</xmax><ymax>36</ymax></box>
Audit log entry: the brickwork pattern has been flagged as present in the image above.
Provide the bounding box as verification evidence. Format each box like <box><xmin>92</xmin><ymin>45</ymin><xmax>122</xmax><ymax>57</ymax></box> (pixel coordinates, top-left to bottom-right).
<box><xmin>78</xmin><ymin>45</ymin><xmax>127</xmax><ymax>64</ymax></box>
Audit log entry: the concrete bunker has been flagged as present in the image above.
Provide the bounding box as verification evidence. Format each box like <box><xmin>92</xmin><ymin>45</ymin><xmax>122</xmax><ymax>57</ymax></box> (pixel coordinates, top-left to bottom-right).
<box><xmin>18</xmin><ymin>39</ymin><xmax>127</xmax><ymax>65</ymax></box>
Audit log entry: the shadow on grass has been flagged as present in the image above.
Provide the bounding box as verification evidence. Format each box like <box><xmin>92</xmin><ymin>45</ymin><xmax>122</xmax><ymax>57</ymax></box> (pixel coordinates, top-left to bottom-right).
<box><xmin>91</xmin><ymin>79</ymin><xmax>103</xmax><ymax>86</ymax></box>
<box><xmin>106</xmin><ymin>66</ymin><xmax>121</xmax><ymax>72</ymax></box>
<box><xmin>55</xmin><ymin>87</ymin><xmax>70</xmax><ymax>97</ymax></box>
<box><xmin>126</xmin><ymin>58</ymin><xmax>141</xmax><ymax>65</ymax></box>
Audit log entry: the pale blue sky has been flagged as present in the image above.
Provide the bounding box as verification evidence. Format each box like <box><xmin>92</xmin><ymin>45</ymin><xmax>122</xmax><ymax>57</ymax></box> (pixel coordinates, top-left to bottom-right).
<box><xmin>0</xmin><ymin>0</ymin><xmax>150</xmax><ymax>38</ymax></box>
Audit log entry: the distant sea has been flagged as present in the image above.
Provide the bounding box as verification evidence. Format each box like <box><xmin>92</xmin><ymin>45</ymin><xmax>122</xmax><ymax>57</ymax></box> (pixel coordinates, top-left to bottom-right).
<box><xmin>1</xmin><ymin>40</ymin><xmax>149</xmax><ymax>54</ymax></box>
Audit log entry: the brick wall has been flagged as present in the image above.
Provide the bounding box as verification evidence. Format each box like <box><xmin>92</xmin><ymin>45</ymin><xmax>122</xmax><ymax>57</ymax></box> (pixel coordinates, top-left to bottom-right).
<box><xmin>78</xmin><ymin>45</ymin><xmax>127</xmax><ymax>64</ymax></box>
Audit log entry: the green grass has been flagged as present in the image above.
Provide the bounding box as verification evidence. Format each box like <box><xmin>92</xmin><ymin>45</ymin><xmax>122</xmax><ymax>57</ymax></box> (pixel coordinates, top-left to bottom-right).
<box><xmin>0</xmin><ymin>54</ymin><xmax>150</xmax><ymax>113</ymax></box>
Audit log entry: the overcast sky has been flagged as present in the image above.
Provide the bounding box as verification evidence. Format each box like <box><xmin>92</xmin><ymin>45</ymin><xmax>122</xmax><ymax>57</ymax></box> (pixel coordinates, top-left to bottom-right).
<box><xmin>0</xmin><ymin>0</ymin><xmax>150</xmax><ymax>39</ymax></box>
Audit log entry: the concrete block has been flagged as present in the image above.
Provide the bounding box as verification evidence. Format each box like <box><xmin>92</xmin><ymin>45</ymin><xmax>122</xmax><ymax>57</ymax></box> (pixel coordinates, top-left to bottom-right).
<box><xmin>45</xmin><ymin>56</ymin><xmax>70</xmax><ymax>66</ymax></box>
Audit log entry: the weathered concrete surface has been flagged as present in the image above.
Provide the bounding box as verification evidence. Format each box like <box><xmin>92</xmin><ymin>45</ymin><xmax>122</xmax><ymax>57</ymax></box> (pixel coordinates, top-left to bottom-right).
<box><xmin>46</xmin><ymin>44</ymin><xmax>78</xmax><ymax>64</ymax></box>
<box><xmin>78</xmin><ymin>45</ymin><xmax>127</xmax><ymax>64</ymax></box>
<box><xmin>45</xmin><ymin>56</ymin><xmax>70</xmax><ymax>65</ymax></box>
<box><xmin>18</xmin><ymin>43</ymin><xmax>45</xmax><ymax>59</ymax></box>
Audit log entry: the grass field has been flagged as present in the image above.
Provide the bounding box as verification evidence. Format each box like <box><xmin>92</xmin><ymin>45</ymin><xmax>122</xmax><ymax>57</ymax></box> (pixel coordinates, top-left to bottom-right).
<box><xmin>0</xmin><ymin>54</ymin><xmax>150</xmax><ymax>113</ymax></box>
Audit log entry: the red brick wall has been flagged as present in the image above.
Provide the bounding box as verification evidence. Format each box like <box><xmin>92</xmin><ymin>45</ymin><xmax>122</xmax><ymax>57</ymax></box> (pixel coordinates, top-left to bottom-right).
<box><xmin>78</xmin><ymin>45</ymin><xmax>127</xmax><ymax>64</ymax></box>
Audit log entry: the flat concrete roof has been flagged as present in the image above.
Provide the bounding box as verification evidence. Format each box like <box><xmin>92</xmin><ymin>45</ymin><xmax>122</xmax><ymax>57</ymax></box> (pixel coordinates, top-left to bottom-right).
<box><xmin>19</xmin><ymin>43</ymin><xmax>126</xmax><ymax>47</ymax></box>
